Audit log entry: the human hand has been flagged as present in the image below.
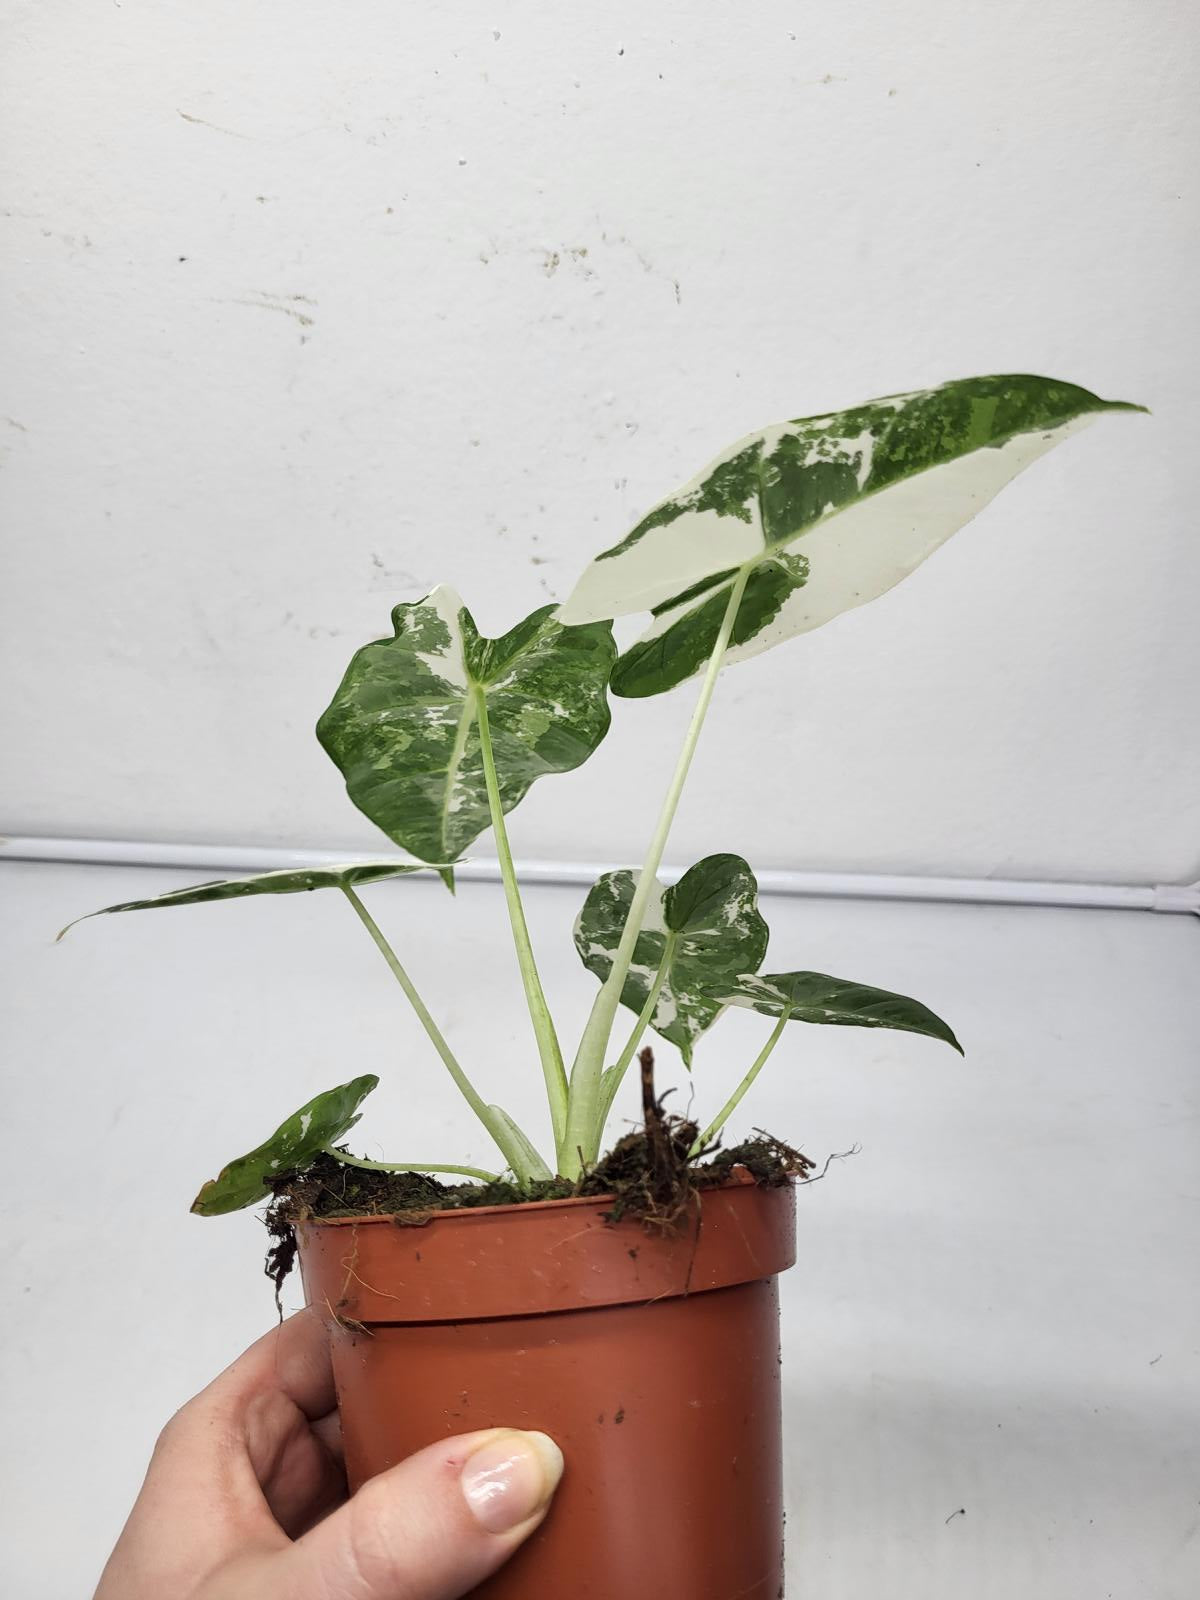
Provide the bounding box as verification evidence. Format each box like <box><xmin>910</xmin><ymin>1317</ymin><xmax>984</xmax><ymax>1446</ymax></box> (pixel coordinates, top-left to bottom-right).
<box><xmin>95</xmin><ymin>1307</ymin><xmax>564</xmax><ymax>1599</ymax></box>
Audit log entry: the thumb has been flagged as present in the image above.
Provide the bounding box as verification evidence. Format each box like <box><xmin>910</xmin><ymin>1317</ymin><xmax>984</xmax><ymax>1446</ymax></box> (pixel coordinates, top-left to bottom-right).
<box><xmin>275</xmin><ymin>1429</ymin><xmax>563</xmax><ymax>1600</ymax></box>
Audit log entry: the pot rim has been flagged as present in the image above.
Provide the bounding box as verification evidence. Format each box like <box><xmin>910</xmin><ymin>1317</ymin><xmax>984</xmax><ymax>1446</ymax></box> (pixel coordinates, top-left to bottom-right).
<box><xmin>295</xmin><ymin>1168</ymin><xmax>796</xmax><ymax>1322</ymax></box>
<box><xmin>302</xmin><ymin>1163</ymin><xmax>762</xmax><ymax>1229</ymax></box>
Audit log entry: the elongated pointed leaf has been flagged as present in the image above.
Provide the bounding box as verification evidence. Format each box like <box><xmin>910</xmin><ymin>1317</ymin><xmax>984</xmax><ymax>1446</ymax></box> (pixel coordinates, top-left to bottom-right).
<box><xmin>317</xmin><ymin>586</ymin><xmax>616</xmax><ymax>863</ymax></box>
<box><xmin>574</xmin><ymin>854</ymin><xmax>769</xmax><ymax>1065</ymax></box>
<box><xmin>57</xmin><ymin>862</ymin><xmax>432</xmax><ymax>940</ymax></box>
<box><xmin>558</xmin><ymin>374</ymin><xmax>1144</xmax><ymax>697</ymax></box>
<box><xmin>191</xmin><ymin>1075</ymin><xmax>380</xmax><ymax>1216</ymax></box>
<box><xmin>709</xmin><ymin>971</ymin><xmax>963</xmax><ymax>1053</ymax></box>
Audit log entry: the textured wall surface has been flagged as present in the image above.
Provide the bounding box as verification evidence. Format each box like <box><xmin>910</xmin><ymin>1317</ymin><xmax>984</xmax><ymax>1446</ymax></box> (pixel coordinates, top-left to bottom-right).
<box><xmin>2</xmin><ymin>7</ymin><xmax>1197</xmax><ymax>1596</ymax></box>
<box><xmin>2</xmin><ymin>1</ymin><xmax>1197</xmax><ymax>880</ymax></box>
<box><xmin>1</xmin><ymin>864</ymin><xmax>1197</xmax><ymax>1597</ymax></box>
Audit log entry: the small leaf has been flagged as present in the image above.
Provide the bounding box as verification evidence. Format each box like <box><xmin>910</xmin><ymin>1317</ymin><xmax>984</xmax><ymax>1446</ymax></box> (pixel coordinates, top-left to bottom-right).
<box><xmin>190</xmin><ymin>1075</ymin><xmax>380</xmax><ymax>1216</ymax></box>
<box><xmin>558</xmin><ymin>374</ymin><xmax>1145</xmax><ymax>696</ymax></box>
<box><xmin>58</xmin><ymin>862</ymin><xmax>433</xmax><ymax>939</ymax></box>
<box><xmin>709</xmin><ymin>971</ymin><xmax>963</xmax><ymax>1053</ymax></box>
<box><xmin>574</xmin><ymin>854</ymin><xmax>769</xmax><ymax>1065</ymax></box>
<box><xmin>317</xmin><ymin>586</ymin><xmax>616</xmax><ymax>863</ymax></box>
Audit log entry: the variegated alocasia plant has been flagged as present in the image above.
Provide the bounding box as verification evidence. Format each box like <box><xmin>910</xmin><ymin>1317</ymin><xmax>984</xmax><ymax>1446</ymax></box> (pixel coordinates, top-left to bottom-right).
<box><xmin>64</xmin><ymin>374</ymin><xmax>1144</xmax><ymax>1207</ymax></box>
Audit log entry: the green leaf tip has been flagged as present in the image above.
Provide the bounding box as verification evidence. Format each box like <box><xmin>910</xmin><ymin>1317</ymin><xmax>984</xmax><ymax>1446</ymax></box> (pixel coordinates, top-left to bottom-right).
<box><xmin>1093</xmin><ymin>398</ymin><xmax>1149</xmax><ymax>415</ymax></box>
<box><xmin>190</xmin><ymin>1073</ymin><xmax>380</xmax><ymax>1216</ymax></box>
<box><xmin>560</xmin><ymin>374</ymin><xmax>1148</xmax><ymax>698</ymax></box>
<box><xmin>317</xmin><ymin>585</ymin><xmax>616</xmax><ymax>864</ymax></box>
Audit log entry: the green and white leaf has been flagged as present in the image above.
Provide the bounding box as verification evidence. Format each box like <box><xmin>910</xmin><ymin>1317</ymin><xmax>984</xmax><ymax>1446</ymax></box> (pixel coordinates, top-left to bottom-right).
<box><xmin>574</xmin><ymin>853</ymin><xmax>769</xmax><ymax>1066</ymax></box>
<box><xmin>558</xmin><ymin>374</ymin><xmax>1145</xmax><ymax>697</ymax></box>
<box><xmin>318</xmin><ymin>586</ymin><xmax>616</xmax><ymax>864</ymax></box>
<box><xmin>191</xmin><ymin>1074</ymin><xmax>380</xmax><ymax>1216</ymax></box>
<box><xmin>709</xmin><ymin>971</ymin><xmax>963</xmax><ymax>1053</ymax></box>
<box><xmin>58</xmin><ymin>862</ymin><xmax>433</xmax><ymax>939</ymax></box>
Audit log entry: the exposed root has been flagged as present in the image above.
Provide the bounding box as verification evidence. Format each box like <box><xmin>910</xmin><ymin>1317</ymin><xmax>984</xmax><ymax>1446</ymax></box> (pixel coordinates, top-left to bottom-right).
<box><xmin>796</xmin><ymin>1143</ymin><xmax>861</xmax><ymax>1184</ymax></box>
<box><xmin>263</xmin><ymin>1210</ymin><xmax>298</xmax><ymax>1317</ymax></box>
<box><xmin>588</xmin><ymin>1047</ymin><xmax>699</xmax><ymax>1229</ymax></box>
<box><xmin>323</xmin><ymin>1294</ymin><xmax>372</xmax><ymax>1338</ymax></box>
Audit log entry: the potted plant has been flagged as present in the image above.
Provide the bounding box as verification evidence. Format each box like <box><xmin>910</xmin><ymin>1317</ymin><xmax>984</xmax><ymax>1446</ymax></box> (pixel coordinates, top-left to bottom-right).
<box><xmin>65</xmin><ymin>374</ymin><xmax>1142</xmax><ymax>1598</ymax></box>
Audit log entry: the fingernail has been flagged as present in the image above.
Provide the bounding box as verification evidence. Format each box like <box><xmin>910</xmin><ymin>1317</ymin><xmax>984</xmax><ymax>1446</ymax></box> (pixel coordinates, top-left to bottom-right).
<box><xmin>461</xmin><ymin>1430</ymin><xmax>564</xmax><ymax>1533</ymax></box>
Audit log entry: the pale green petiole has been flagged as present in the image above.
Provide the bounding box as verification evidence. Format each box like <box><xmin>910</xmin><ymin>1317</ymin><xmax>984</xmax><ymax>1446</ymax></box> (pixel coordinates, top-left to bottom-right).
<box><xmin>473</xmin><ymin>689</ymin><xmax>570</xmax><ymax>1151</ymax></box>
<box><xmin>689</xmin><ymin>1006</ymin><xmax>792</xmax><ymax>1157</ymax></box>
<box><xmin>590</xmin><ymin>934</ymin><xmax>676</xmax><ymax>1159</ymax></box>
<box><xmin>339</xmin><ymin>885</ymin><xmax>542</xmax><ymax>1181</ymax></box>
<box><xmin>323</xmin><ymin>1147</ymin><xmax>500</xmax><ymax>1183</ymax></box>
<box><xmin>561</xmin><ymin>564</ymin><xmax>752</xmax><ymax>1176</ymax></box>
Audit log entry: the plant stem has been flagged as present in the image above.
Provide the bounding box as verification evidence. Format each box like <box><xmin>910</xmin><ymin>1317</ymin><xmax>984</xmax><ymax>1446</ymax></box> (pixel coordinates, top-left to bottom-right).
<box><xmin>561</xmin><ymin>563</ymin><xmax>752</xmax><ymax>1176</ymax></box>
<box><xmin>339</xmin><ymin>884</ymin><xmax>537</xmax><ymax>1178</ymax></box>
<box><xmin>472</xmin><ymin>689</ymin><xmax>570</xmax><ymax>1151</ymax></box>
<box><xmin>591</xmin><ymin>934</ymin><xmax>675</xmax><ymax>1157</ymax></box>
<box><xmin>323</xmin><ymin>1147</ymin><xmax>499</xmax><ymax>1183</ymax></box>
<box><xmin>689</xmin><ymin>1007</ymin><xmax>792</xmax><ymax>1157</ymax></box>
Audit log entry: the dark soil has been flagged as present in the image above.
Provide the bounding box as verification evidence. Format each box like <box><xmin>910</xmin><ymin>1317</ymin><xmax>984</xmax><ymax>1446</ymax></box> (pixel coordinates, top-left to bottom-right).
<box><xmin>263</xmin><ymin>1047</ymin><xmax>813</xmax><ymax>1301</ymax></box>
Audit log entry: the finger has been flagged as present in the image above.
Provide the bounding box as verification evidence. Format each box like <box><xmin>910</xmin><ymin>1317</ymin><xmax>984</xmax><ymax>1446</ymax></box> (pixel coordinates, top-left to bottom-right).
<box><xmin>206</xmin><ymin>1307</ymin><xmax>336</xmax><ymax>1421</ymax></box>
<box><xmin>150</xmin><ymin>1311</ymin><xmax>335</xmax><ymax>1494</ymax></box>
<box><xmin>243</xmin><ymin>1390</ymin><xmax>347</xmax><ymax>1537</ymax></box>
<box><xmin>312</xmin><ymin>1407</ymin><xmax>344</xmax><ymax>1464</ymax></box>
<box><xmin>97</xmin><ymin>1316</ymin><xmax>345</xmax><ymax>1598</ymax></box>
<box><xmin>267</xmin><ymin>1428</ymin><xmax>564</xmax><ymax>1600</ymax></box>
<box><xmin>122</xmin><ymin>1316</ymin><xmax>340</xmax><ymax>1560</ymax></box>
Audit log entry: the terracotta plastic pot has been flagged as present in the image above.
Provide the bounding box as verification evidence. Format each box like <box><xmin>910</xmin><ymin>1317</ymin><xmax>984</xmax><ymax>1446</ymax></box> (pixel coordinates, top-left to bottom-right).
<box><xmin>298</xmin><ymin>1171</ymin><xmax>796</xmax><ymax>1599</ymax></box>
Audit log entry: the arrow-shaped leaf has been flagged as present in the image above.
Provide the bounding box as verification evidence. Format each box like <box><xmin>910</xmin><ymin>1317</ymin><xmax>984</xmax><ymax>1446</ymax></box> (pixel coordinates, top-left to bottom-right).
<box><xmin>574</xmin><ymin>854</ymin><xmax>769</xmax><ymax>1065</ymax></box>
<box><xmin>58</xmin><ymin>862</ymin><xmax>431</xmax><ymax>939</ymax></box>
<box><xmin>559</xmin><ymin>374</ymin><xmax>1145</xmax><ymax>697</ymax></box>
<box><xmin>317</xmin><ymin>586</ymin><xmax>616</xmax><ymax>864</ymax></box>
<box><xmin>191</xmin><ymin>1074</ymin><xmax>380</xmax><ymax>1216</ymax></box>
<box><xmin>709</xmin><ymin>971</ymin><xmax>963</xmax><ymax>1052</ymax></box>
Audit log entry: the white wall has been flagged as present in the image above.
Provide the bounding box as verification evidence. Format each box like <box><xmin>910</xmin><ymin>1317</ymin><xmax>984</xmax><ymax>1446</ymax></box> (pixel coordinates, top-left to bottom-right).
<box><xmin>1</xmin><ymin>864</ymin><xmax>1197</xmax><ymax>1597</ymax></box>
<box><xmin>1</xmin><ymin>0</ymin><xmax>1197</xmax><ymax>880</ymax></box>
